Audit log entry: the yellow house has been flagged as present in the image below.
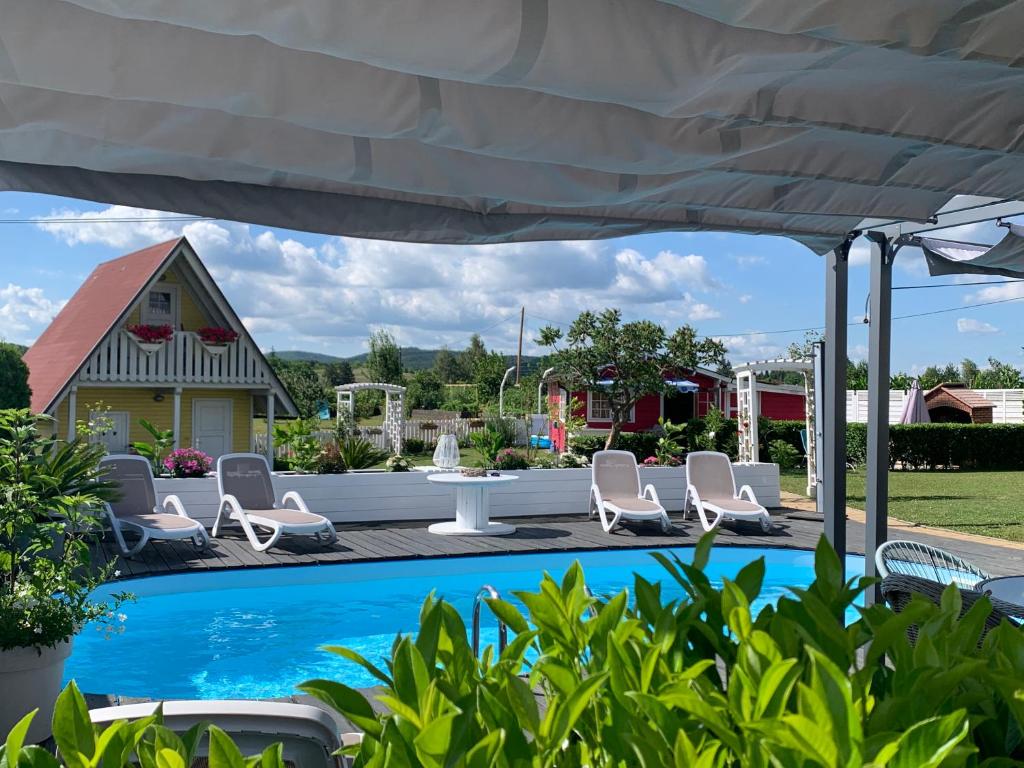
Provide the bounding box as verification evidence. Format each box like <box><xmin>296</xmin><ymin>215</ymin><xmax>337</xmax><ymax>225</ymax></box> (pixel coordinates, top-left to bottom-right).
<box><xmin>24</xmin><ymin>237</ymin><xmax>296</xmax><ymax>460</ymax></box>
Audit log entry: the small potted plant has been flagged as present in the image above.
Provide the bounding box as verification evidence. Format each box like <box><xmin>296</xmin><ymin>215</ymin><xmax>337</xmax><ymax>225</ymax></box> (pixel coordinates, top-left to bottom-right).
<box><xmin>197</xmin><ymin>326</ymin><xmax>239</xmax><ymax>356</ymax></box>
<box><xmin>126</xmin><ymin>323</ymin><xmax>173</xmax><ymax>354</ymax></box>
<box><xmin>163</xmin><ymin>447</ymin><xmax>213</xmax><ymax>478</ymax></box>
<box><xmin>385</xmin><ymin>454</ymin><xmax>413</xmax><ymax>472</ymax></box>
<box><xmin>0</xmin><ymin>410</ymin><xmax>130</xmax><ymax>743</ymax></box>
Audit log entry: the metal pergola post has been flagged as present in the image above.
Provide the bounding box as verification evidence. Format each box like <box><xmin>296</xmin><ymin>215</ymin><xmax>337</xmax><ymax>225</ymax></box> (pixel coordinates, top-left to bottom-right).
<box><xmin>864</xmin><ymin>231</ymin><xmax>894</xmax><ymax>602</ymax></box>
<box><xmin>822</xmin><ymin>239</ymin><xmax>851</xmax><ymax>580</ymax></box>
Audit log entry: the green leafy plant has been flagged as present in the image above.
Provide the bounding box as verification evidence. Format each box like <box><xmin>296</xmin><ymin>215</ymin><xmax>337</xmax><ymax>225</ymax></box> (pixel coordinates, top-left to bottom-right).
<box><xmin>0</xmin><ymin>342</ymin><xmax>30</xmax><ymax>409</ymax></box>
<box><xmin>313</xmin><ymin>443</ymin><xmax>346</xmax><ymax>474</ymax></box>
<box><xmin>403</xmin><ymin>437</ymin><xmax>426</xmax><ymax>454</ymax></box>
<box><xmin>1</xmin><ymin>682</ymin><xmax>288</xmax><ymax>767</ymax></box>
<box><xmin>273</xmin><ymin>418</ymin><xmax>322</xmax><ymax>473</ymax></box>
<box><xmin>768</xmin><ymin>438</ymin><xmax>801</xmax><ymax>470</ymax></box>
<box><xmin>653</xmin><ymin>416</ymin><xmax>686</xmax><ymax>465</ymax></box>
<box><xmin>305</xmin><ymin>534</ymin><xmax>1024</xmax><ymax>767</ymax></box>
<box><xmin>130</xmin><ymin>418</ymin><xmax>174</xmax><ymax>474</ymax></box>
<box><xmin>0</xmin><ymin>409</ymin><xmax>129</xmax><ymax>651</ymax></box>
<box><xmin>469</xmin><ymin>427</ymin><xmax>506</xmax><ymax>467</ymax></box>
<box><xmin>337</xmin><ymin>436</ymin><xmax>387</xmax><ymax>470</ymax></box>
<box><xmin>694</xmin><ymin>404</ymin><xmax>727</xmax><ymax>452</ymax></box>
<box><xmin>493</xmin><ymin>448</ymin><xmax>529</xmax><ymax>471</ymax></box>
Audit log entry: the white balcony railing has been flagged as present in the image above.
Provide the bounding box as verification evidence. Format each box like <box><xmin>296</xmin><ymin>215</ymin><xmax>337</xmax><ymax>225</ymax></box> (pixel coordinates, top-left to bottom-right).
<box><xmin>79</xmin><ymin>330</ymin><xmax>273</xmax><ymax>386</ymax></box>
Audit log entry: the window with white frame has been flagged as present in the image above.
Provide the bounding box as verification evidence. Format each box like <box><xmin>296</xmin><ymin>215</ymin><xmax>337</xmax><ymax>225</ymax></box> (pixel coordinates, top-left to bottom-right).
<box><xmin>141</xmin><ymin>282</ymin><xmax>179</xmax><ymax>326</ymax></box>
<box><xmin>587</xmin><ymin>390</ymin><xmax>634</xmax><ymax>422</ymax></box>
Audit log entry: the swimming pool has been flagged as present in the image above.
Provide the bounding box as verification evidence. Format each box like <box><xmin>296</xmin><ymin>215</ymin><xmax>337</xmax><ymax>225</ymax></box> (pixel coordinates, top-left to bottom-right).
<box><xmin>67</xmin><ymin>547</ymin><xmax>865</xmax><ymax>699</ymax></box>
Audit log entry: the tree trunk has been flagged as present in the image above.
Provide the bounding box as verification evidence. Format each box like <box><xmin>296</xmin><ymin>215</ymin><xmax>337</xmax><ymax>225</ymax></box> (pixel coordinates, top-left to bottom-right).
<box><xmin>605</xmin><ymin>421</ymin><xmax>620</xmax><ymax>450</ymax></box>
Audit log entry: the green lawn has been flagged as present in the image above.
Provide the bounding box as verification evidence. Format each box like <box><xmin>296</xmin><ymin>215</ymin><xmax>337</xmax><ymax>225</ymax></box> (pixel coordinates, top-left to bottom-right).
<box><xmin>781</xmin><ymin>469</ymin><xmax>1024</xmax><ymax>542</ymax></box>
<box><xmin>368</xmin><ymin>446</ymin><xmax>490</xmax><ymax>470</ymax></box>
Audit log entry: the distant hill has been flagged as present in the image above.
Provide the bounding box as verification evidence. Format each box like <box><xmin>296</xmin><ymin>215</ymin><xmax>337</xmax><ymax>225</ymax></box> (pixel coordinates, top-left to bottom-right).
<box><xmin>272</xmin><ymin>347</ymin><xmax>544</xmax><ymax>372</ymax></box>
<box><xmin>270</xmin><ymin>350</ymin><xmax>347</xmax><ymax>364</ymax></box>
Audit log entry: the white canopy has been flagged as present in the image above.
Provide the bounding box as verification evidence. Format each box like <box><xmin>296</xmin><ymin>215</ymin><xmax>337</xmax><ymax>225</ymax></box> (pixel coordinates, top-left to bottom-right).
<box><xmin>921</xmin><ymin>225</ymin><xmax>1024</xmax><ymax>279</ymax></box>
<box><xmin>2</xmin><ymin>0</ymin><xmax>1024</xmax><ymax>252</ymax></box>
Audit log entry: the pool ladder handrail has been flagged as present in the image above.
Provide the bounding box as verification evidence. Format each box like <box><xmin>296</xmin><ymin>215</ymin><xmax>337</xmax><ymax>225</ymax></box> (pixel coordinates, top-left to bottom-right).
<box><xmin>472</xmin><ymin>584</ymin><xmax>508</xmax><ymax>657</ymax></box>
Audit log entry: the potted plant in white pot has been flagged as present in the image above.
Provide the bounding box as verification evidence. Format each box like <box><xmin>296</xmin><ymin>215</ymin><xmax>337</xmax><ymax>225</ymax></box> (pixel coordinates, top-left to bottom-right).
<box><xmin>0</xmin><ymin>409</ymin><xmax>130</xmax><ymax>743</ymax></box>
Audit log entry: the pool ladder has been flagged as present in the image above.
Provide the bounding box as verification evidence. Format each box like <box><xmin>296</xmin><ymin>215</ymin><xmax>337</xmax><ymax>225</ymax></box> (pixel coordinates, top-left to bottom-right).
<box><xmin>472</xmin><ymin>584</ymin><xmax>508</xmax><ymax>657</ymax></box>
<box><xmin>471</xmin><ymin>583</ymin><xmax>600</xmax><ymax>657</ymax></box>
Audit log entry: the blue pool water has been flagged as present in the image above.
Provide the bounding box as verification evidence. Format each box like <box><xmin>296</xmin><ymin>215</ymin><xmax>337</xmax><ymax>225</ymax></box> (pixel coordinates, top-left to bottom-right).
<box><xmin>67</xmin><ymin>547</ymin><xmax>864</xmax><ymax>699</ymax></box>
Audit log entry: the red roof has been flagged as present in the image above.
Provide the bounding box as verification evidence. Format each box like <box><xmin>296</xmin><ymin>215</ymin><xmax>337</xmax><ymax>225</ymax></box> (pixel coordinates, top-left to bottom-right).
<box><xmin>24</xmin><ymin>238</ymin><xmax>183</xmax><ymax>413</ymax></box>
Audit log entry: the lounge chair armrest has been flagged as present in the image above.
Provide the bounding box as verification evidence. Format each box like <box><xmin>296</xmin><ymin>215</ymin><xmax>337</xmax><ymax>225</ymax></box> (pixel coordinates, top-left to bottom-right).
<box><xmin>220</xmin><ymin>493</ymin><xmax>245</xmax><ymax>515</ymax></box>
<box><xmin>281</xmin><ymin>490</ymin><xmax>312</xmax><ymax>515</ymax></box>
<box><xmin>642</xmin><ymin>483</ymin><xmax>661</xmax><ymax>505</ymax></box>
<box><xmin>162</xmin><ymin>494</ymin><xmax>191</xmax><ymax>518</ymax></box>
<box><xmin>590</xmin><ymin>482</ymin><xmax>604</xmax><ymax>509</ymax></box>
<box><xmin>737</xmin><ymin>484</ymin><xmax>759</xmax><ymax>504</ymax></box>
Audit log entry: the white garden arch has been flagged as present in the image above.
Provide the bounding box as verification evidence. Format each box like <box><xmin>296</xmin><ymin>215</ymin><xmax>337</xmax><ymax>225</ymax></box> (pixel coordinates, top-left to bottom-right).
<box><xmin>335</xmin><ymin>382</ymin><xmax>406</xmax><ymax>454</ymax></box>
<box><xmin>734</xmin><ymin>359</ymin><xmax>815</xmax><ymax>498</ymax></box>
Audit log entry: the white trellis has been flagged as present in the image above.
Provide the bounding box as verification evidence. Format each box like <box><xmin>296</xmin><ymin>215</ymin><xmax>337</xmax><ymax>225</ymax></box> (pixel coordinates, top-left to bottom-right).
<box><xmin>335</xmin><ymin>382</ymin><xmax>406</xmax><ymax>454</ymax></box>
<box><xmin>734</xmin><ymin>358</ymin><xmax>816</xmax><ymax>497</ymax></box>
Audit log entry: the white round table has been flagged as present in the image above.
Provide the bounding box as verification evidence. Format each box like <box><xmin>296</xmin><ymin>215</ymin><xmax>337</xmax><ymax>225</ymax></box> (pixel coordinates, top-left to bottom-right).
<box><xmin>427</xmin><ymin>473</ymin><xmax>519</xmax><ymax>536</ymax></box>
<box><xmin>978</xmin><ymin>576</ymin><xmax>1024</xmax><ymax>607</ymax></box>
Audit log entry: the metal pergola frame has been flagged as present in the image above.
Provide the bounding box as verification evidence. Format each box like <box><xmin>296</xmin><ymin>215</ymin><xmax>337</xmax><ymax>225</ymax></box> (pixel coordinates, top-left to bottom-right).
<box><xmin>821</xmin><ymin>196</ymin><xmax>1024</xmax><ymax>599</ymax></box>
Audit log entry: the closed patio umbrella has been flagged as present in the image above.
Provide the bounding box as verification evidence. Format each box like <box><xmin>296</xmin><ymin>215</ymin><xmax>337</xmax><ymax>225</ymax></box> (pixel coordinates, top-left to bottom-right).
<box><xmin>899</xmin><ymin>380</ymin><xmax>930</xmax><ymax>425</ymax></box>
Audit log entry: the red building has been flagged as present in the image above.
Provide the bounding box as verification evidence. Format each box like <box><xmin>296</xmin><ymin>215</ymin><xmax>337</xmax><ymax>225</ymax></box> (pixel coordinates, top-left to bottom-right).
<box><xmin>546</xmin><ymin>369</ymin><xmax>804</xmax><ymax>452</ymax></box>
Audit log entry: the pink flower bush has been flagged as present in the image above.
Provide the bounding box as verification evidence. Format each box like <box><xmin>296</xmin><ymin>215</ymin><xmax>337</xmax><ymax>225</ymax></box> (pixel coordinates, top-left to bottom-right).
<box><xmin>642</xmin><ymin>456</ymin><xmax>659</xmax><ymax>465</ymax></box>
<box><xmin>164</xmin><ymin>447</ymin><xmax>213</xmax><ymax>478</ymax></box>
<box><xmin>127</xmin><ymin>323</ymin><xmax>174</xmax><ymax>343</ymax></box>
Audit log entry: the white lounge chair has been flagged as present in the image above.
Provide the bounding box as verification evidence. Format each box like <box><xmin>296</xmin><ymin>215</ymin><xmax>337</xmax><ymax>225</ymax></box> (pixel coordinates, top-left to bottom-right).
<box><xmin>684</xmin><ymin>451</ymin><xmax>772</xmax><ymax>533</ymax></box>
<box><xmin>99</xmin><ymin>454</ymin><xmax>209</xmax><ymax>557</ymax></box>
<box><xmin>214</xmin><ymin>453</ymin><xmax>337</xmax><ymax>551</ymax></box>
<box><xmin>875</xmin><ymin>539</ymin><xmax>989</xmax><ymax>589</ymax></box>
<box><xmin>589</xmin><ymin>450</ymin><xmax>671</xmax><ymax>533</ymax></box>
<box><xmin>88</xmin><ymin>700</ymin><xmax>348</xmax><ymax>767</ymax></box>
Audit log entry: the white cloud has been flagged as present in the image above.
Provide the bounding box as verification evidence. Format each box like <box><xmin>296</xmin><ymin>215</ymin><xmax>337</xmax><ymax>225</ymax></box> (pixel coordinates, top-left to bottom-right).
<box><xmin>965</xmin><ymin>280</ymin><xmax>1024</xmax><ymax>303</ymax></box>
<box><xmin>715</xmin><ymin>333</ymin><xmax>785</xmax><ymax>362</ymax></box>
<box><xmin>687</xmin><ymin>303</ymin><xmax>721</xmax><ymax>321</ymax></box>
<box><xmin>0</xmin><ymin>284</ymin><xmax>66</xmax><ymax>339</ymax></box>
<box><xmin>738</xmin><ymin>294</ymin><xmax>753</xmax><ymax>304</ymax></box>
<box><xmin>33</xmin><ymin>206</ymin><xmax>734</xmax><ymax>353</ymax></box>
<box><xmin>956</xmin><ymin>317</ymin><xmax>999</xmax><ymax>334</ymax></box>
<box><xmin>733</xmin><ymin>254</ymin><xmax>766</xmax><ymax>267</ymax></box>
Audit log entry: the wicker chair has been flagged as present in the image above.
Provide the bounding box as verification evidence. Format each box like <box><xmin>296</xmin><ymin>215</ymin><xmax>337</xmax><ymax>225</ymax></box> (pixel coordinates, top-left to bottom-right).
<box><xmin>880</xmin><ymin>574</ymin><xmax>1023</xmax><ymax>644</ymax></box>
<box><xmin>875</xmin><ymin>539</ymin><xmax>989</xmax><ymax>589</ymax></box>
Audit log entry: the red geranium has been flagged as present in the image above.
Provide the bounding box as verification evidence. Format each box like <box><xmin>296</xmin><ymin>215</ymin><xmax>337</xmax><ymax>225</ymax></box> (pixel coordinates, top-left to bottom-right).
<box><xmin>198</xmin><ymin>327</ymin><xmax>239</xmax><ymax>344</ymax></box>
<box><xmin>127</xmin><ymin>324</ymin><xmax>174</xmax><ymax>343</ymax></box>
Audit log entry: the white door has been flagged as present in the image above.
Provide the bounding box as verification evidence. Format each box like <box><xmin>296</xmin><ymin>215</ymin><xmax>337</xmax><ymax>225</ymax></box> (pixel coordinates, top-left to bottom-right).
<box><xmin>192</xmin><ymin>399</ymin><xmax>233</xmax><ymax>459</ymax></box>
<box><xmin>92</xmin><ymin>410</ymin><xmax>130</xmax><ymax>453</ymax></box>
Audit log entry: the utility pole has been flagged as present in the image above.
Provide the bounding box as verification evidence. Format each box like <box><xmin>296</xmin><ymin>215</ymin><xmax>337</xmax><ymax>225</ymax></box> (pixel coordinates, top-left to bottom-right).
<box><xmin>516</xmin><ymin>306</ymin><xmax>525</xmax><ymax>384</ymax></box>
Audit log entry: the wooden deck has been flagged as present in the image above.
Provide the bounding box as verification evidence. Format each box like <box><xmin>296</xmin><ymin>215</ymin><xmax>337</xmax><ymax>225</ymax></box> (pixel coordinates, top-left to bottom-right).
<box><xmin>94</xmin><ymin>502</ymin><xmax>1024</xmax><ymax>580</ymax></box>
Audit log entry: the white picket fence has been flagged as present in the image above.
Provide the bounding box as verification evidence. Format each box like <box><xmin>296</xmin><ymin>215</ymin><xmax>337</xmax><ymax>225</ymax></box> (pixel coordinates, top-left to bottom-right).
<box><xmin>845</xmin><ymin>389</ymin><xmax>1024</xmax><ymax>424</ymax></box>
<box><xmin>254</xmin><ymin>417</ymin><xmax>531</xmax><ymax>456</ymax></box>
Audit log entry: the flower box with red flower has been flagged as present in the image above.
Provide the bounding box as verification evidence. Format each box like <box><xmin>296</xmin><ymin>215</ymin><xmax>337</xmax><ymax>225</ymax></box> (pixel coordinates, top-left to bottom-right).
<box><xmin>126</xmin><ymin>323</ymin><xmax>174</xmax><ymax>354</ymax></box>
<box><xmin>197</xmin><ymin>326</ymin><xmax>239</xmax><ymax>355</ymax></box>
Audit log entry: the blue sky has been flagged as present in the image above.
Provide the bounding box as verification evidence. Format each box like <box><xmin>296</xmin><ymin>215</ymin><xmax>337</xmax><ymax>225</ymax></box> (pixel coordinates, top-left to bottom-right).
<box><xmin>1</xmin><ymin>190</ymin><xmax>1021</xmax><ymax>373</ymax></box>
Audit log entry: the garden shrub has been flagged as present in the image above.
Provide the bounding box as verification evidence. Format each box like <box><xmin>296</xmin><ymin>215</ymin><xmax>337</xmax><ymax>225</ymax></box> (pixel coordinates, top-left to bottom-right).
<box><xmin>314</xmin><ymin>443</ymin><xmax>347</xmax><ymax>474</ymax></box>
<box><xmin>403</xmin><ymin>437</ymin><xmax>425</xmax><ymax>454</ymax></box>
<box><xmin>887</xmin><ymin>423</ymin><xmax>1024</xmax><ymax>470</ymax></box>
<box><xmin>567</xmin><ymin>431</ymin><xmax>659</xmax><ymax>461</ymax></box>
<box><xmin>493</xmin><ymin>448</ymin><xmax>530</xmax><ymax>471</ymax></box>
<box><xmin>0</xmin><ymin>341</ymin><xmax>30</xmax><ymax>409</ymax></box>
<box><xmin>305</xmin><ymin>534</ymin><xmax>1024</xmax><ymax>767</ymax></box>
<box><xmin>768</xmin><ymin>438</ymin><xmax>801</xmax><ymax>470</ymax></box>
<box><xmin>337</xmin><ymin>436</ymin><xmax>387</xmax><ymax>470</ymax></box>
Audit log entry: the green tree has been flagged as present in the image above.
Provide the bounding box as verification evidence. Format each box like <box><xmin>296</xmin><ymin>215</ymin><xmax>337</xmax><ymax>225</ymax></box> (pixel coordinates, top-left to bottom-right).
<box><xmin>473</xmin><ymin>351</ymin><xmax>511</xmax><ymax>400</ymax></box>
<box><xmin>918</xmin><ymin>363</ymin><xmax>961</xmax><ymax>390</ymax></box>
<box><xmin>460</xmin><ymin>333</ymin><xmax>488</xmax><ymax>374</ymax></box>
<box><xmin>432</xmin><ymin>346</ymin><xmax>465</xmax><ymax>384</ymax></box>
<box><xmin>0</xmin><ymin>342</ymin><xmax>30</xmax><ymax>409</ymax></box>
<box><xmin>405</xmin><ymin>369</ymin><xmax>445</xmax><ymax>413</ymax></box>
<box><xmin>538</xmin><ymin>308</ymin><xmax>726</xmax><ymax>448</ymax></box>
<box><xmin>270</xmin><ymin>358</ymin><xmax>328</xmax><ymax>418</ymax></box>
<box><xmin>847</xmin><ymin>359</ymin><xmax>869</xmax><ymax>390</ymax></box>
<box><xmin>961</xmin><ymin>358</ymin><xmax>979</xmax><ymax>388</ymax></box>
<box><xmin>365</xmin><ymin>329</ymin><xmax>403</xmax><ymax>384</ymax></box>
<box><xmin>975</xmin><ymin>357</ymin><xmax>1024</xmax><ymax>389</ymax></box>
<box><xmin>323</xmin><ymin>360</ymin><xmax>354</xmax><ymax>387</ymax></box>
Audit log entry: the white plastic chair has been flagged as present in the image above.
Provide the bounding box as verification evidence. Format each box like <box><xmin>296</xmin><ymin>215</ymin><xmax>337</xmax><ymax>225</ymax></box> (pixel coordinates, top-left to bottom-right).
<box><xmin>684</xmin><ymin>451</ymin><xmax>772</xmax><ymax>533</ymax></box>
<box><xmin>100</xmin><ymin>454</ymin><xmax>209</xmax><ymax>557</ymax></box>
<box><xmin>88</xmin><ymin>700</ymin><xmax>349</xmax><ymax>767</ymax></box>
<box><xmin>589</xmin><ymin>450</ymin><xmax>671</xmax><ymax>533</ymax></box>
<box><xmin>214</xmin><ymin>453</ymin><xmax>337</xmax><ymax>551</ymax></box>
<box><xmin>875</xmin><ymin>539</ymin><xmax>989</xmax><ymax>589</ymax></box>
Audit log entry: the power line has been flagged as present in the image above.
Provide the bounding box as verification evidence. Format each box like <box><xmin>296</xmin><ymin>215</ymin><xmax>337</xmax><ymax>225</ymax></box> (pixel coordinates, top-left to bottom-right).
<box><xmin>893</xmin><ymin>279</ymin><xmax>1024</xmax><ymax>290</ymax></box>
